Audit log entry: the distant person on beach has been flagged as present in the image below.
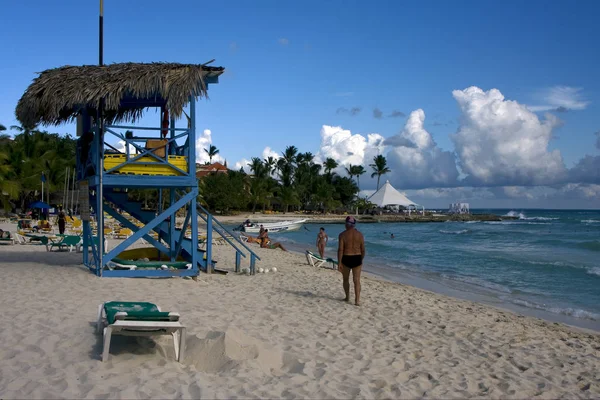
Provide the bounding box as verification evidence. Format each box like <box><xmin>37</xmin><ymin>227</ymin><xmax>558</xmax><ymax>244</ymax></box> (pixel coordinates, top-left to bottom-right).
<box><xmin>260</xmin><ymin>229</ymin><xmax>288</xmax><ymax>251</ymax></box>
<box><xmin>259</xmin><ymin>224</ymin><xmax>265</xmax><ymax>237</ymax></box>
<box><xmin>338</xmin><ymin>216</ymin><xmax>365</xmax><ymax>306</ymax></box>
<box><xmin>57</xmin><ymin>207</ymin><xmax>66</xmax><ymax>235</ymax></box>
<box><xmin>316</xmin><ymin>227</ymin><xmax>328</xmax><ymax>258</ymax></box>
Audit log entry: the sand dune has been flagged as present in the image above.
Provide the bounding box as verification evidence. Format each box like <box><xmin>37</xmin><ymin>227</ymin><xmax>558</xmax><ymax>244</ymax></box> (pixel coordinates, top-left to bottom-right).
<box><xmin>0</xmin><ymin>230</ymin><xmax>599</xmax><ymax>399</ymax></box>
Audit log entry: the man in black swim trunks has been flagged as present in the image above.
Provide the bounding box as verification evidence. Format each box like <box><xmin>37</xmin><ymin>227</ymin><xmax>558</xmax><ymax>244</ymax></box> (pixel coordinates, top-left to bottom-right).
<box><xmin>337</xmin><ymin>216</ymin><xmax>365</xmax><ymax>306</ymax></box>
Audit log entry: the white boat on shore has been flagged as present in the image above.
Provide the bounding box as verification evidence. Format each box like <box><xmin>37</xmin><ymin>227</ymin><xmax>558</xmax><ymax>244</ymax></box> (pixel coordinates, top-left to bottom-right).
<box><xmin>236</xmin><ymin>219</ymin><xmax>307</xmax><ymax>233</ymax></box>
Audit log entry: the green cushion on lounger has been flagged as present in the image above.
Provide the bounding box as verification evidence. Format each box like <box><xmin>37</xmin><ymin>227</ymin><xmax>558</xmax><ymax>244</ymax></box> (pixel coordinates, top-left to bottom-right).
<box><xmin>307</xmin><ymin>250</ymin><xmax>338</xmax><ymax>265</ymax></box>
<box><xmin>112</xmin><ymin>258</ymin><xmax>190</xmax><ymax>268</ymax></box>
<box><xmin>103</xmin><ymin>301</ymin><xmax>173</xmax><ymax>325</ymax></box>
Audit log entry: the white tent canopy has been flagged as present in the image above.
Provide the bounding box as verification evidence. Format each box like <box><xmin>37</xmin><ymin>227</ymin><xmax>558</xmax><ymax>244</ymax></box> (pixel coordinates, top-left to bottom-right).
<box><xmin>367</xmin><ymin>180</ymin><xmax>420</xmax><ymax>208</ymax></box>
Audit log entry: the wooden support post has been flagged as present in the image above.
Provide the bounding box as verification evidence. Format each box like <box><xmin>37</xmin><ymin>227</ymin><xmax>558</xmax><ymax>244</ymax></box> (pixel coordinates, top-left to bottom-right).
<box><xmin>170</xmin><ymin>188</ymin><xmax>176</xmax><ymax>261</ymax></box>
<box><xmin>206</xmin><ymin>214</ymin><xmax>213</xmax><ymax>274</ymax></box>
<box><xmin>235</xmin><ymin>252</ymin><xmax>241</xmax><ymax>273</ymax></box>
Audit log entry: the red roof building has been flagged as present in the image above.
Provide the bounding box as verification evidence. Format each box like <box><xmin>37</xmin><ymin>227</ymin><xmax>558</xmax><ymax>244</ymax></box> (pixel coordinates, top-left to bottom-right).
<box><xmin>195</xmin><ymin>162</ymin><xmax>228</xmax><ymax>178</ymax></box>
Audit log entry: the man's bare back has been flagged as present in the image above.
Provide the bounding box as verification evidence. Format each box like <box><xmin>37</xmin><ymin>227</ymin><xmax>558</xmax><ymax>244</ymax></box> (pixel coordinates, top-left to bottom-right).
<box><xmin>337</xmin><ymin>216</ymin><xmax>365</xmax><ymax>306</ymax></box>
<box><xmin>339</xmin><ymin>229</ymin><xmax>365</xmax><ymax>257</ymax></box>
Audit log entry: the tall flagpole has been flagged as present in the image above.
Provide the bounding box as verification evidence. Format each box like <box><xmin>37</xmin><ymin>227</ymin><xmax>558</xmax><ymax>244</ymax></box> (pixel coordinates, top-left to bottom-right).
<box><xmin>71</xmin><ymin>168</ymin><xmax>76</xmax><ymax>215</ymax></box>
<box><xmin>63</xmin><ymin>167</ymin><xmax>68</xmax><ymax>209</ymax></box>
<box><xmin>97</xmin><ymin>0</ymin><xmax>104</xmax><ymax>270</ymax></box>
<box><xmin>99</xmin><ymin>0</ymin><xmax>104</xmax><ymax>66</ymax></box>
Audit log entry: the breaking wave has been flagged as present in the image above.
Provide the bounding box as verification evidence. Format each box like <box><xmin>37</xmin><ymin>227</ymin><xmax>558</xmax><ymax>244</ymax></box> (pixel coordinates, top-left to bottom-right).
<box><xmin>508</xmin><ymin>299</ymin><xmax>600</xmax><ymax>321</ymax></box>
<box><xmin>504</xmin><ymin>210</ymin><xmax>558</xmax><ymax>221</ymax></box>
<box><xmin>439</xmin><ymin>229</ymin><xmax>469</xmax><ymax>235</ymax></box>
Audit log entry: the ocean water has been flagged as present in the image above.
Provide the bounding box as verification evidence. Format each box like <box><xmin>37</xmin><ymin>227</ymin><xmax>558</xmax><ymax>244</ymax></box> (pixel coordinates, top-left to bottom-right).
<box><xmin>263</xmin><ymin>209</ymin><xmax>600</xmax><ymax>329</ymax></box>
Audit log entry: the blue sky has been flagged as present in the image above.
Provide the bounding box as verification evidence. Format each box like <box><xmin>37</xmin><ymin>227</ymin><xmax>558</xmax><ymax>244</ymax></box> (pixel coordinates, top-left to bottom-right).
<box><xmin>1</xmin><ymin>0</ymin><xmax>599</xmax><ymax>208</ymax></box>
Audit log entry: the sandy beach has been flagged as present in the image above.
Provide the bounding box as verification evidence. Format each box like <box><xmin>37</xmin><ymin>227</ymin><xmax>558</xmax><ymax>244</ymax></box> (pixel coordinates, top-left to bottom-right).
<box><xmin>0</xmin><ymin>223</ymin><xmax>599</xmax><ymax>399</ymax></box>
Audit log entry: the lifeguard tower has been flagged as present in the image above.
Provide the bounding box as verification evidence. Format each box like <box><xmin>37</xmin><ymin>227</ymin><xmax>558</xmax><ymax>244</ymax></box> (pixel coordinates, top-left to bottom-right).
<box><xmin>16</xmin><ymin>62</ymin><xmax>260</xmax><ymax>277</ymax></box>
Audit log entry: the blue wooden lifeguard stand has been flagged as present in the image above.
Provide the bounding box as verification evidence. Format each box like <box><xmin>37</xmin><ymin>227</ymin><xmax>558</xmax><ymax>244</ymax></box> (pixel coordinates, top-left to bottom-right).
<box><xmin>16</xmin><ymin>62</ymin><xmax>260</xmax><ymax>277</ymax></box>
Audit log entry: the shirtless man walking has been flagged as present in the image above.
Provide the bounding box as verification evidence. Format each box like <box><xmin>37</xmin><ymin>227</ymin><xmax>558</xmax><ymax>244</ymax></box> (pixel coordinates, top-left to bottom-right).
<box><xmin>337</xmin><ymin>216</ymin><xmax>365</xmax><ymax>306</ymax></box>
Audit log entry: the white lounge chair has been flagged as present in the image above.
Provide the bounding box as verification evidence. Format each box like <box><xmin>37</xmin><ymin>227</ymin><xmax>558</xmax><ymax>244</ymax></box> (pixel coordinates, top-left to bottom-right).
<box><xmin>306</xmin><ymin>250</ymin><xmax>338</xmax><ymax>269</ymax></box>
<box><xmin>96</xmin><ymin>301</ymin><xmax>186</xmax><ymax>362</ymax></box>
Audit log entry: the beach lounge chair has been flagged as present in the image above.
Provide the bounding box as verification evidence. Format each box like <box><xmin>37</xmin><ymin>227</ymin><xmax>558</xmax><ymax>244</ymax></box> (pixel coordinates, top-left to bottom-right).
<box><xmin>306</xmin><ymin>250</ymin><xmax>338</xmax><ymax>269</ymax></box>
<box><xmin>96</xmin><ymin>301</ymin><xmax>186</xmax><ymax>362</ymax></box>
<box><xmin>0</xmin><ymin>231</ymin><xmax>14</xmax><ymax>245</ymax></box>
<box><xmin>113</xmin><ymin>228</ymin><xmax>133</xmax><ymax>239</ymax></box>
<box><xmin>46</xmin><ymin>235</ymin><xmax>81</xmax><ymax>252</ymax></box>
<box><xmin>14</xmin><ymin>233</ymin><xmax>33</xmax><ymax>245</ymax></box>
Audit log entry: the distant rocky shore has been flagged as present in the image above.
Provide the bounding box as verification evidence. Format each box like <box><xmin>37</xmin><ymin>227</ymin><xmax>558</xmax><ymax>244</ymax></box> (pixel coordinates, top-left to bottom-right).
<box><xmin>299</xmin><ymin>213</ymin><xmax>517</xmax><ymax>224</ymax></box>
<box><xmin>217</xmin><ymin>213</ymin><xmax>518</xmax><ymax>225</ymax></box>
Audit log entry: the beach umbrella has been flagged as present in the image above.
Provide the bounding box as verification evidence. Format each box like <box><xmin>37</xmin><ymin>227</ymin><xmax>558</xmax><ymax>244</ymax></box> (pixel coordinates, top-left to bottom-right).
<box><xmin>29</xmin><ymin>200</ymin><xmax>51</xmax><ymax>209</ymax></box>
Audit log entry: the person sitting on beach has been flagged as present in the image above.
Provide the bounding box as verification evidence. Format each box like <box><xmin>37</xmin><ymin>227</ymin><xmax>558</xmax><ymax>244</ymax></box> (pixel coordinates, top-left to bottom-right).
<box><xmin>316</xmin><ymin>227</ymin><xmax>328</xmax><ymax>258</ymax></box>
<box><xmin>260</xmin><ymin>229</ymin><xmax>288</xmax><ymax>252</ymax></box>
<box><xmin>241</xmin><ymin>233</ymin><xmax>260</xmax><ymax>244</ymax></box>
<box><xmin>338</xmin><ymin>216</ymin><xmax>365</xmax><ymax>306</ymax></box>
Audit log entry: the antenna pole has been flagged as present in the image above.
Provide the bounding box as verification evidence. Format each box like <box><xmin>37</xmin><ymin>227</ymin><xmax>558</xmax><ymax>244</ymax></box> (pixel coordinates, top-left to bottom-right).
<box><xmin>97</xmin><ymin>0</ymin><xmax>105</xmax><ymax>273</ymax></box>
<box><xmin>99</xmin><ymin>0</ymin><xmax>104</xmax><ymax>65</ymax></box>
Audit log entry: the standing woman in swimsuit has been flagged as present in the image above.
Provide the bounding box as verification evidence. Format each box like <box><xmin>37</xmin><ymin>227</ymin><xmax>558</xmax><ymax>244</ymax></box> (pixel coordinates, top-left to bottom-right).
<box><xmin>57</xmin><ymin>207</ymin><xmax>66</xmax><ymax>235</ymax></box>
<box><xmin>316</xmin><ymin>227</ymin><xmax>328</xmax><ymax>258</ymax></box>
<box><xmin>337</xmin><ymin>216</ymin><xmax>365</xmax><ymax>306</ymax></box>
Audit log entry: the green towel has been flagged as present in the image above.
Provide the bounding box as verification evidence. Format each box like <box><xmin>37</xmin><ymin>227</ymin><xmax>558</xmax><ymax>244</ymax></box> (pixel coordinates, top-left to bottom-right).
<box><xmin>104</xmin><ymin>301</ymin><xmax>172</xmax><ymax>325</ymax></box>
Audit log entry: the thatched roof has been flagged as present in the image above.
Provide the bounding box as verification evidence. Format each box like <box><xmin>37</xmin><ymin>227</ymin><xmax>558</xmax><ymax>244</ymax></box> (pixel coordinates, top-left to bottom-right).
<box><xmin>16</xmin><ymin>62</ymin><xmax>224</xmax><ymax>128</ymax></box>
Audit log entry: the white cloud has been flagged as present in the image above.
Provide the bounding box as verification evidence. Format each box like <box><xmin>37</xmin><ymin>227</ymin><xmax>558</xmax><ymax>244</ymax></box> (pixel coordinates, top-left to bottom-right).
<box><xmin>116</xmin><ymin>140</ymin><xmax>136</xmax><ymax>155</ymax></box>
<box><xmin>261</xmin><ymin>146</ymin><xmax>280</xmax><ymax>160</ymax></box>
<box><xmin>195</xmin><ymin>129</ymin><xmax>224</xmax><ymax>164</ymax></box>
<box><xmin>528</xmin><ymin>86</ymin><xmax>590</xmax><ymax>112</ymax></box>
<box><xmin>499</xmin><ymin>186</ymin><xmax>535</xmax><ymax>199</ymax></box>
<box><xmin>315</xmin><ymin>125</ymin><xmax>385</xmax><ymax>180</ymax></box>
<box><xmin>223</xmin><ymin>85</ymin><xmax>598</xmax><ymax>208</ymax></box>
<box><xmin>569</xmin><ymin>155</ymin><xmax>600</xmax><ymax>184</ymax></box>
<box><xmin>233</xmin><ymin>146</ymin><xmax>281</xmax><ymax>174</ymax></box>
<box><xmin>405</xmin><ymin>184</ymin><xmax>600</xmax><ymax>209</ymax></box>
<box><xmin>451</xmin><ymin>86</ymin><xmax>567</xmax><ymax>186</ymax></box>
<box><xmin>385</xmin><ymin>110</ymin><xmax>460</xmax><ymax>189</ymax></box>
<box><xmin>278</xmin><ymin>38</ymin><xmax>289</xmax><ymax>46</ymax></box>
<box><xmin>234</xmin><ymin>158</ymin><xmax>251</xmax><ymax>173</ymax></box>
<box><xmin>557</xmin><ymin>183</ymin><xmax>600</xmax><ymax>199</ymax></box>
<box><xmin>407</xmin><ymin>187</ymin><xmax>495</xmax><ymax>201</ymax></box>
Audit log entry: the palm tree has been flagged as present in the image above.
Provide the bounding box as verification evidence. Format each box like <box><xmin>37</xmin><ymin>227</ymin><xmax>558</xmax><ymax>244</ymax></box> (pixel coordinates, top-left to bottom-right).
<box><xmin>0</xmin><ymin>150</ymin><xmax>18</xmax><ymax>210</ymax></box>
<box><xmin>369</xmin><ymin>154</ymin><xmax>391</xmax><ymax>190</ymax></box>
<box><xmin>278</xmin><ymin>186</ymin><xmax>300</xmax><ymax>213</ymax></box>
<box><xmin>278</xmin><ymin>145</ymin><xmax>298</xmax><ymax>187</ymax></box>
<box><xmin>248</xmin><ymin>157</ymin><xmax>266</xmax><ymax>179</ymax></box>
<box><xmin>0</xmin><ymin>124</ymin><xmax>6</xmax><ymax>132</ymax></box>
<box><xmin>282</xmin><ymin>145</ymin><xmax>298</xmax><ymax>165</ymax></box>
<box><xmin>2</xmin><ymin>128</ymin><xmax>76</xmax><ymax>210</ymax></box>
<box><xmin>324</xmin><ymin>158</ymin><xmax>338</xmax><ymax>175</ymax></box>
<box><xmin>345</xmin><ymin>164</ymin><xmax>355</xmax><ymax>181</ymax></box>
<box><xmin>204</xmin><ymin>145</ymin><xmax>219</xmax><ymax>164</ymax></box>
<box><xmin>353</xmin><ymin>165</ymin><xmax>366</xmax><ymax>189</ymax></box>
<box><xmin>264</xmin><ymin>156</ymin><xmax>277</xmax><ymax>176</ymax></box>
